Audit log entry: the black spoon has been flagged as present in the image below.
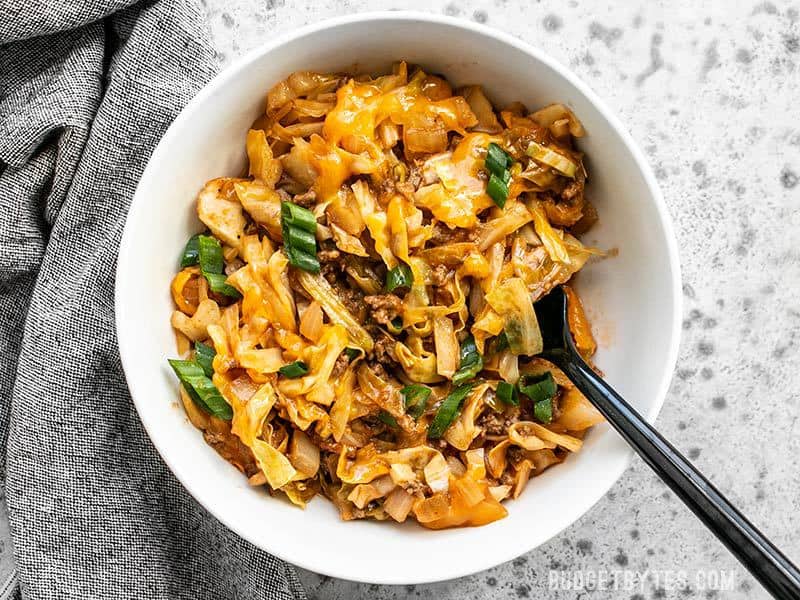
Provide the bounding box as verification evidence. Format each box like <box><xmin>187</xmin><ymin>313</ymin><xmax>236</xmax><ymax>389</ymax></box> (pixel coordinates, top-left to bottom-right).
<box><xmin>534</xmin><ymin>286</ymin><xmax>800</xmax><ymax>600</ymax></box>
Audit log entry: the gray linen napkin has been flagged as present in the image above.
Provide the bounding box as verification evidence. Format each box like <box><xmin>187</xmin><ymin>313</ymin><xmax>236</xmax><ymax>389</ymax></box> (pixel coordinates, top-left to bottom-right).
<box><xmin>0</xmin><ymin>1</ymin><xmax>306</xmax><ymax>598</ymax></box>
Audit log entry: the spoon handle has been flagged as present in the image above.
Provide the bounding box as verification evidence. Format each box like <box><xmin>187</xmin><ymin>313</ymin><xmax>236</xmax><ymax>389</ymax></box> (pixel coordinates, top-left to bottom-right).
<box><xmin>548</xmin><ymin>351</ymin><xmax>800</xmax><ymax>600</ymax></box>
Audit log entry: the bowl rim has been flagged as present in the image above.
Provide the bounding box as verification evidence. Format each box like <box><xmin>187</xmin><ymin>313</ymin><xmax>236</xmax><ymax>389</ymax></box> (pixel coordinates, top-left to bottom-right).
<box><xmin>115</xmin><ymin>10</ymin><xmax>682</xmax><ymax>584</ymax></box>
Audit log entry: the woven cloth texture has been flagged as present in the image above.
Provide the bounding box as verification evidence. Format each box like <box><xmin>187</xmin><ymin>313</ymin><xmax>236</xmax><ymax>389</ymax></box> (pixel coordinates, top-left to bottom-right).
<box><xmin>0</xmin><ymin>1</ymin><xmax>306</xmax><ymax>598</ymax></box>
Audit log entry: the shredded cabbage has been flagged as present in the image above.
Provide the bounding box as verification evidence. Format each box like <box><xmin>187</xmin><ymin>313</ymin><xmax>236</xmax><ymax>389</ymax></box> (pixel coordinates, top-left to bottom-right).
<box><xmin>485</xmin><ymin>277</ymin><xmax>543</xmax><ymax>356</ymax></box>
<box><xmin>169</xmin><ymin>61</ymin><xmax>601</xmax><ymax>529</ymax></box>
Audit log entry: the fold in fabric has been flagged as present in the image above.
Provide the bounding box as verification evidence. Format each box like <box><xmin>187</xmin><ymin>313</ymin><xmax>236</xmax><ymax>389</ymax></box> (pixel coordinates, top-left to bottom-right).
<box><xmin>0</xmin><ymin>0</ymin><xmax>306</xmax><ymax>598</ymax></box>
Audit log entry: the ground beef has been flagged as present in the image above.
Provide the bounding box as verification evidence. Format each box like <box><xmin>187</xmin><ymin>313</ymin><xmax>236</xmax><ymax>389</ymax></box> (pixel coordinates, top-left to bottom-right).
<box><xmin>337</xmin><ymin>285</ymin><xmax>366</xmax><ymax>321</ymax></box>
<box><xmin>366</xmin><ymin>361</ymin><xmax>390</xmax><ymax>380</ymax></box>
<box><xmin>401</xmin><ymin>479</ymin><xmax>428</xmax><ymax>495</ymax></box>
<box><xmin>308</xmin><ymin>432</ymin><xmax>342</xmax><ymax>454</ymax></box>
<box><xmin>560</xmin><ymin>179</ymin><xmax>583</xmax><ymax>202</ymax></box>
<box><xmin>364</xmin><ymin>294</ymin><xmax>402</xmax><ymax>325</ymax></box>
<box><xmin>204</xmin><ymin>428</ymin><xmax>258</xmax><ymax>477</ymax></box>
<box><xmin>551</xmin><ymin>392</ymin><xmax>564</xmax><ymax>422</ymax></box>
<box><xmin>506</xmin><ymin>445</ymin><xmax>524</xmax><ymax>466</ymax></box>
<box><xmin>292</xmin><ymin>189</ymin><xmax>317</xmax><ymax>207</ymax></box>
<box><xmin>478</xmin><ymin>410</ymin><xmax>517</xmax><ymax>436</ymax></box>
<box><xmin>318</xmin><ymin>248</ymin><xmax>341</xmax><ymax>263</ymax></box>
<box><xmin>331</xmin><ymin>352</ymin><xmax>350</xmax><ymax>378</ymax></box>
<box><xmin>429</xmin><ymin>264</ymin><xmax>451</xmax><ymax>287</ymax></box>
<box><xmin>372</xmin><ymin>332</ymin><xmax>399</xmax><ymax>367</ymax></box>
<box><xmin>224</xmin><ymin>258</ymin><xmax>245</xmax><ymax>275</ymax></box>
<box><xmin>318</xmin><ymin>245</ymin><xmax>344</xmax><ymax>283</ymax></box>
<box><xmin>321</xmin><ymin>263</ymin><xmax>339</xmax><ymax>283</ymax></box>
<box><xmin>319</xmin><ymin>249</ymin><xmax>344</xmax><ymax>282</ymax></box>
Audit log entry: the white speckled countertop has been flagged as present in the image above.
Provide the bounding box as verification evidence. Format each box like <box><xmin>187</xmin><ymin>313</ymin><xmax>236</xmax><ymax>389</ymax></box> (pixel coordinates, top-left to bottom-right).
<box><xmin>3</xmin><ymin>1</ymin><xmax>799</xmax><ymax>598</ymax></box>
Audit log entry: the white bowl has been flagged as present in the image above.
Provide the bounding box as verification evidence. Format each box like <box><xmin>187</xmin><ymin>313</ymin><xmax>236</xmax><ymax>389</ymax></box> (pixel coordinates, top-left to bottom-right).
<box><xmin>115</xmin><ymin>12</ymin><xmax>681</xmax><ymax>585</ymax></box>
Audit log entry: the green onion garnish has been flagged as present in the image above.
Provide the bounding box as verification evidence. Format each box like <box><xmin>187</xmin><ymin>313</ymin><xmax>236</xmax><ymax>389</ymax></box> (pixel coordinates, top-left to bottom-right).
<box><xmin>385</xmin><ymin>263</ymin><xmax>413</xmax><ymax>292</ymax></box>
<box><xmin>518</xmin><ymin>371</ymin><xmax>557</xmax><ymax>403</ymax></box>
<box><xmin>401</xmin><ymin>384</ymin><xmax>432</xmax><ymax>419</ymax></box>
<box><xmin>487</xmin><ymin>143</ymin><xmax>513</xmax><ymax>170</ymax></box>
<box><xmin>281</xmin><ymin>201</ymin><xmax>320</xmax><ymax>273</ymax></box>
<box><xmin>427</xmin><ymin>383</ymin><xmax>474</xmax><ymax>439</ymax></box>
<box><xmin>486</xmin><ymin>172</ymin><xmax>510</xmax><ymax>208</ymax></box>
<box><xmin>180</xmin><ymin>234</ymin><xmax>201</xmax><ymax>268</ymax></box>
<box><xmin>378</xmin><ymin>410</ymin><xmax>399</xmax><ymax>428</ymax></box>
<box><xmin>534</xmin><ymin>398</ymin><xmax>554</xmax><ymax>423</ymax></box>
<box><xmin>198</xmin><ymin>234</ymin><xmax>224</xmax><ymax>275</ymax></box>
<box><xmin>496</xmin><ymin>381</ymin><xmax>519</xmax><ymax>406</ymax></box>
<box><xmin>168</xmin><ymin>359</ymin><xmax>232</xmax><ymax>420</ymax></box>
<box><xmin>194</xmin><ymin>341</ymin><xmax>215</xmax><ymax>377</ymax></box>
<box><xmin>194</xmin><ymin>235</ymin><xmax>241</xmax><ymax>298</ymax></box>
<box><xmin>204</xmin><ymin>272</ymin><xmax>242</xmax><ymax>298</ymax></box>
<box><xmin>285</xmin><ymin>227</ymin><xmax>317</xmax><ymax>256</ymax></box>
<box><xmin>485</xmin><ymin>143</ymin><xmax>513</xmax><ymax>209</ymax></box>
<box><xmin>485</xmin><ymin>153</ymin><xmax>507</xmax><ymax>179</ymax></box>
<box><xmin>284</xmin><ymin>248</ymin><xmax>320</xmax><ymax>274</ymax></box>
<box><xmin>452</xmin><ymin>334</ymin><xmax>483</xmax><ymax>385</ymax></box>
<box><xmin>518</xmin><ymin>372</ymin><xmax>556</xmax><ymax>423</ymax></box>
<box><xmin>281</xmin><ymin>201</ymin><xmax>318</xmax><ymax>232</ymax></box>
<box><xmin>278</xmin><ymin>360</ymin><xmax>309</xmax><ymax>378</ymax></box>
<box><xmin>485</xmin><ymin>142</ymin><xmax>514</xmax><ymax>177</ymax></box>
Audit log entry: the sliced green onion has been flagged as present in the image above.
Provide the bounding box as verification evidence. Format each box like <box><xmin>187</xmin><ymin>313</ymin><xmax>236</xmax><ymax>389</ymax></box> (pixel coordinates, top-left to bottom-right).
<box><xmin>285</xmin><ymin>247</ymin><xmax>320</xmax><ymax>274</ymax></box>
<box><xmin>192</xmin><ymin>234</ymin><xmax>241</xmax><ymax>297</ymax></box>
<box><xmin>487</xmin><ymin>142</ymin><xmax>513</xmax><ymax>169</ymax></box>
<box><xmin>279</xmin><ymin>360</ymin><xmax>309</xmax><ymax>378</ymax></box>
<box><xmin>198</xmin><ymin>234</ymin><xmax>224</xmax><ymax>275</ymax></box>
<box><xmin>526</xmin><ymin>141</ymin><xmax>577</xmax><ymax>178</ymax></box>
<box><xmin>485</xmin><ymin>153</ymin><xmax>508</xmax><ymax>179</ymax></box>
<box><xmin>281</xmin><ymin>201</ymin><xmax>320</xmax><ymax>273</ymax></box>
<box><xmin>487</xmin><ymin>172</ymin><xmax>509</xmax><ymax>208</ymax></box>
<box><xmin>534</xmin><ymin>398</ymin><xmax>554</xmax><ymax>423</ymax></box>
<box><xmin>168</xmin><ymin>359</ymin><xmax>232</xmax><ymax>420</ymax></box>
<box><xmin>281</xmin><ymin>201</ymin><xmax>318</xmax><ymax>233</ymax></box>
<box><xmin>169</xmin><ymin>358</ymin><xmax>205</xmax><ymax>380</ymax></box>
<box><xmin>386</xmin><ymin>263</ymin><xmax>413</xmax><ymax>292</ymax></box>
<box><xmin>427</xmin><ymin>383</ymin><xmax>474</xmax><ymax>439</ymax></box>
<box><xmin>285</xmin><ymin>227</ymin><xmax>317</xmax><ymax>256</ymax></box>
<box><xmin>182</xmin><ymin>375</ymin><xmax>233</xmax><ymax>420</ymax></box>
<box><xmin>168</xmin><ymin>360</ymin><xmax>209</xmax><ymax>412</ymax></box>
<box><xmin>401</xmin><ymin>384</ymin><xmax>432</xmax><ymax>419</ymax></box>
<box><xmin>452</xmin><ymin>334</ymin><xmax>483</xmax><ymax>385</ymax></box>
<box><xmin>485</xmin><ymin>143</ymin><xmax>513</xmax><ymax>209</ymax></box>
<box><xmin>378</xmin><ymin>410</ymin><xmax>399</xmax><ymax>428</ymax></box>
<box><xmin>180</xmin><ymin>234</ymin><xmax>201</xmax><ymax>268</ymax></box>
<box><xmin>194</xmin><ymin>341</ymin><xmax>215</xmax><ymax>377</ymax></box>
<box><xmin>518</xmin><ymin>371</ymin><xmax>557</xmax><ymax>403</ymax></box>
<box><xmin>496</xmin><ymin>381</ymin><xmax>519</xmax><ymax>406</ymax></box>
<box><xmin>204</xmin><ymin>272</ymin><xmax>242</xmax><ymax>298</ymax></box>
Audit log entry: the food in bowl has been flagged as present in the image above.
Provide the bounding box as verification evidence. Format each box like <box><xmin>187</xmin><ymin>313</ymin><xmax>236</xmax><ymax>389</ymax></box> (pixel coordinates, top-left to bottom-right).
<box><xmin>167</xmin><ymin>62</ymin><xmax>605</xmax><ymax>529</ymax></box>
